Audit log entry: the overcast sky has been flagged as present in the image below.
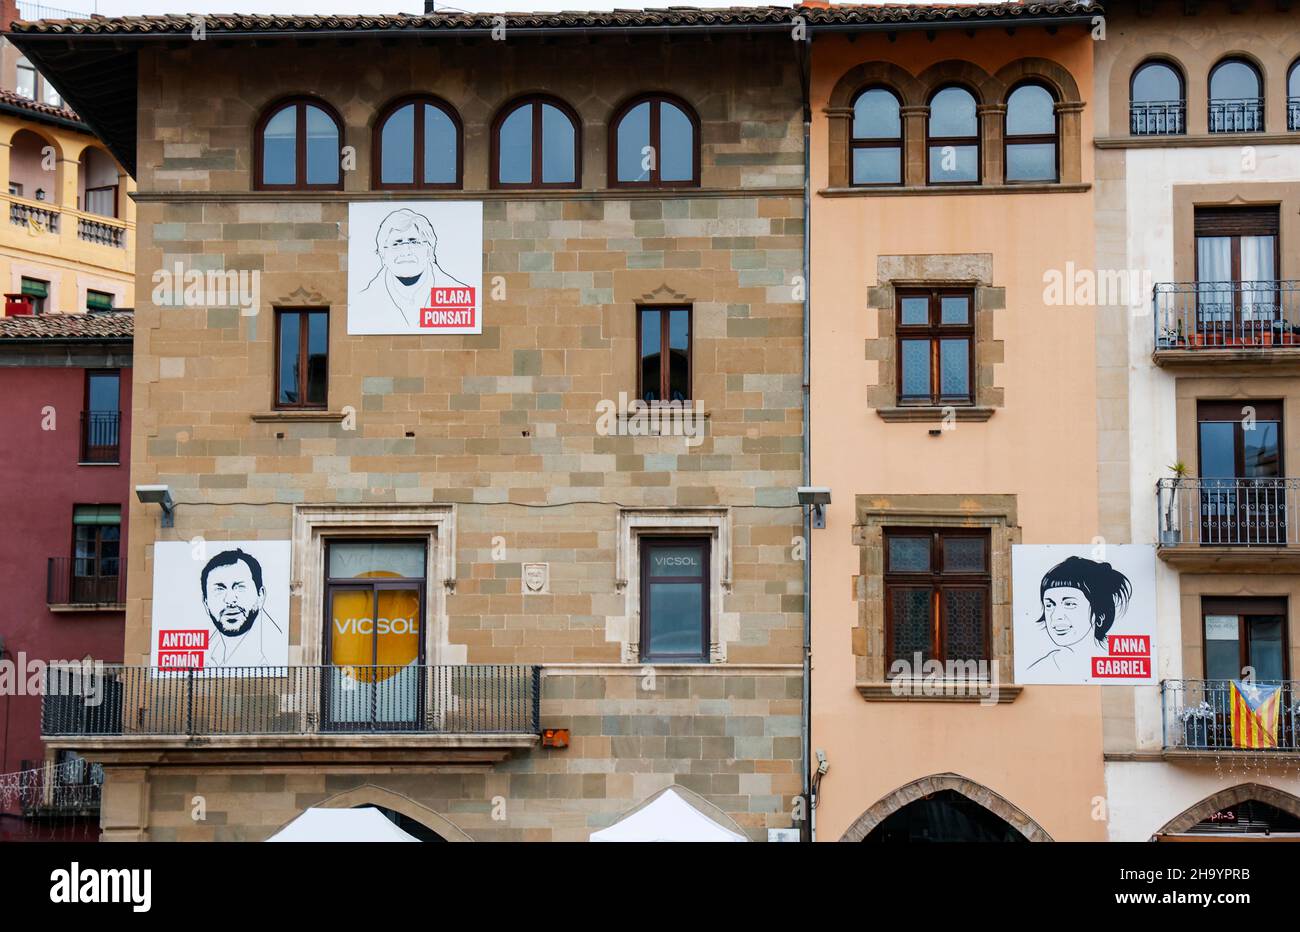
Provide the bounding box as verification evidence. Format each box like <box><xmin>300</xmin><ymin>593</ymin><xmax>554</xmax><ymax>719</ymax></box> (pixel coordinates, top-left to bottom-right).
<box><xmin>35</xmin><ymin>1</ymin><xmax>993</xmax><ymax>19</ymax></box>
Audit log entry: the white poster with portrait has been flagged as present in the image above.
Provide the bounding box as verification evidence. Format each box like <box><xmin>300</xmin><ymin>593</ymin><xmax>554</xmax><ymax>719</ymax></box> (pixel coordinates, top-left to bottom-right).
<box><xmin>149</xmin><ymin>540</ymin><xmax>290</xmax><ymax>674</ymax></box>
<box><xmin>1012</xmin><ymin>544</ymin><xmax>1157</xmax><ymax>685</ymax></box>
<box><xmin>347</xmin><ymin>200</ymin><xmax>483</xmax><ymax>335</ymax></box>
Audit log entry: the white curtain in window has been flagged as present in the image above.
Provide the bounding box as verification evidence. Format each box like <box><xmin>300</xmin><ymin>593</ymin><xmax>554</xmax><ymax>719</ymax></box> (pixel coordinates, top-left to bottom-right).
<box><xmin>1240</xmin><ymin>234</ymin><xmax>1276</xmax><ymax>320</ymax></box>
<box><xmin>1196</xmin><ymin>236</ymin><xmax>1232</xmax><ymax>323</ymax></box>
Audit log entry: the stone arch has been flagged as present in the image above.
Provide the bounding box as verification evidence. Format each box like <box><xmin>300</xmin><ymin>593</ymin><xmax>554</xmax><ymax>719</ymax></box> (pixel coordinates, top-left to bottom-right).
<box><xmin>1104</xmin><ymin>36</ymin><xmax>1200</xmax><ymax>136</ymax></box>
<box><xmin>1208</xmin><ymin>49</ymin><xmax>1270</xmax><ymax>92</ymax></box>
<box><xmin>295</xmin><ymin>783</ymin><xmax>474</xmax><ymax>841</ymax></box>
<box><xmin>839</xmin><ymin>773</ymin><xmax>1053</xmax><ymax>842</ymax></box>
<box><xmin>914</xmin><ymin>59</ymin><xmax>998</xmax><ymax>104</ymax></box>
<box><xmin>994</xmin><ymin>57</ymin><xmax>1082</xmax><ymax>104</ymax></box>
<box><xmin>828</xmin><ymin>60</ymin><xmax>926</xmax><ymax>109</ymax></box>
<box><xmin>1155</xmin><ymin>783</ymin><xmax>1300</xmax><ymax>837</ymax></box>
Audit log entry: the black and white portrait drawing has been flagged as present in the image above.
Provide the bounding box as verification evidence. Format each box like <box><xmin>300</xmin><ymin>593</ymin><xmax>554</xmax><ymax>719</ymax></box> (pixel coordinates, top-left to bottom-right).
<box><xmin>151</xmin><ymin>540</ymin><xmax>290</xmax><ymax>672</ymax></box>
<box><xmin>347</xmin><ymin>201</ymin><xmax>483</xmax><ymax>335</ymax></box>
<box><xmin>1012</xmin><ymin>545</ymin><xmax>1156</xmax><ymax>685</ymax></box>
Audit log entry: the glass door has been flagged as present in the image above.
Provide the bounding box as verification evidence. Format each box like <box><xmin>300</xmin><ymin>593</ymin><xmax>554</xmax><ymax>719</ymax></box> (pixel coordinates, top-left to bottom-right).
<box><xmin>1197</xmin><ymin>401</ymin><xmax>1284</xmax><ymax>544</ymax></box>
<box><xmin>323</xmin><ymin>540</ymin><xmax>426</xmax><ymax>731</ymax></box>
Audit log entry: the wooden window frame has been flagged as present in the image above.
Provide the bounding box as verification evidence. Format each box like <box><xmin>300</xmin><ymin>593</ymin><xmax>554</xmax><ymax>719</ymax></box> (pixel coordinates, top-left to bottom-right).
<box><xmin>1003</xmin><ymin>81</ymin><xmax>1059</xmax><ymax>184</ymax></box>
<box><xmin>849</xmin><ymin>85</ymin><xmax>904</xmax><ymax>188</ymax></box>
<box><xmin>84</xmin><ymin>368</ymin><xmax>120</xmax><ymax>412</ymax></box>
<box><xmin>607</xmin><ymin>92</ymin><xmax>700</xmax><ymax>189</ymax></box>
<box><xmin>21</xmin><ymin>277</ymin><xmax>48</xmax><ymax>314</ymax></box>
<box><xmin>895</xmin><ymin>288</ymin><xmax>975</xmax><ymax>406</ymax></box>
<box><xmin>274</xmin><ymin>308</ymin><xmax>330</xmax><ymax>411</ymax></box>
<box><xmin>883</xmin><ymin>527</ymin><xmax>991</xmax><ymax>669</ymax></box>
<box><xmin>1193</xmin><ymin>206</ymin><xmax>1281</xmax><ymax>283</ymax></box>
<box><xmin>72</xmin><ymin>522</ymin><xmax>119</xmax><ymax>581</ymax></box>
<box><xmin>1195</xmin><ymin>399</ymin><xmax>1284</xmax><ymax>477</ymax></box>
<box><xmin>371</xmin><ymin>94</ymin><xmax>464</xmax><ymax>191</ymax></box>
<box><xmin>1201</xmin><ymin>596</ymin><xmax>1290</xmax><ymax>680</ymax></box>
<box><xmin>925</xmin><ymin>85</ymin><xmax>981</xmax><ymax>186</ymax></box>
<box><xmin>489</xmin><ymin>94</ymin><xmax>582</xmax><ymax>190</ymax></box>
<box><xmin>636</xmin><ymin>304</ymin><xmax>693</xmax><ymax>404</ymax></box>
<box><xmin>639</xmin><ymin>536</ymin><xmax>710</xmax><ymax>663</ymax></box>
<box><xmin>253</xmin><ymin>96</ymin><xmax>345</xmax><ymax>192</ymax></box>
<box><xmin>83</xmin><ymin>183</ymin><xmax>119</xmax><ymax>219</ymax></box>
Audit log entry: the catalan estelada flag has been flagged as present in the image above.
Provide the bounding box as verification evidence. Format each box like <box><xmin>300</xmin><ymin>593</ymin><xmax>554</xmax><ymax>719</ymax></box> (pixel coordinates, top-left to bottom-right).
<box><xmin>1229</xmin><ymin>680</ymin><xmax>1282</xmax><ymax>749</ymax></box>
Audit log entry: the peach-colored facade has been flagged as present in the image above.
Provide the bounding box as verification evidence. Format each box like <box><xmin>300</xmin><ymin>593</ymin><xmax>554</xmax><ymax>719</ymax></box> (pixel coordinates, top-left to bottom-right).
<box><xmin>809</xmin><ymin>26</ymin><xmax>1106</xmax><ymax>840</ymax></box>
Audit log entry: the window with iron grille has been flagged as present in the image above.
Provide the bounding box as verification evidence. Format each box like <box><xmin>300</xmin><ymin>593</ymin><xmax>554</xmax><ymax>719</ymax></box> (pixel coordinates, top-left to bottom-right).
<box><xmin>884</xmin><ymin>528</ymin><xmax>990</xmax><ymax>669</ymax></box>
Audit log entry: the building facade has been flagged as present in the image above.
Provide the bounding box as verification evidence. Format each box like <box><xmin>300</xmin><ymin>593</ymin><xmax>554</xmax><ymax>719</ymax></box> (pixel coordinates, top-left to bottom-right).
<box><xmin>0</xmin><ymin>1</ymin><xmax>134</xmax><ymax>319</ymax></box>
<box><xmin>0</xmin><ymin>310</ymin><xmax>131</xmax><ymax>841</ymax></box>
<box><xmin>17</xmin><ymin>9</ymin><xmax>810</xmax><ymax>842</ymax></box>
<box><xmin>1094</xmin><ymin>0</ymin><xmax>1300</xmax><ymax>841</ymax></box>
<box><xmin>807</xmin><ymin>4</ymin><xmax>1108</xmax><ymax>841</ymax></box>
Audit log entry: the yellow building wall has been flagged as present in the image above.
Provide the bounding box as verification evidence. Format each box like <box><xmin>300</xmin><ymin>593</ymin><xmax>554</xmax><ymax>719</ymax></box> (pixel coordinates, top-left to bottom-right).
<box><xmin>0</xmin><ymin>111</ymin><xmax>134</xmax><ymax>314</ymax></box>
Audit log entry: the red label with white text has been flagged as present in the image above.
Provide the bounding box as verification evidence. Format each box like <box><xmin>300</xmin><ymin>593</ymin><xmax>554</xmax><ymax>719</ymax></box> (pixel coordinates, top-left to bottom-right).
<box><xmin>420</xmin><ymin>287</ymin><xmax>476</xmax><ymax>329</ymax></box>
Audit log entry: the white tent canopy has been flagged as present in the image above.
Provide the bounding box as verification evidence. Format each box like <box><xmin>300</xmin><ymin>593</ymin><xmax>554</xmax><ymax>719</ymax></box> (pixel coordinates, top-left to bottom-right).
<box><xmin>266</xmin><ymin>807</ymin><xmax>420</xmax><ymax>842</ymax></box>
<box><xmin>589</xmin><ymin>788</ymin><xmax>748</xmax><ymax>843</ymax></box>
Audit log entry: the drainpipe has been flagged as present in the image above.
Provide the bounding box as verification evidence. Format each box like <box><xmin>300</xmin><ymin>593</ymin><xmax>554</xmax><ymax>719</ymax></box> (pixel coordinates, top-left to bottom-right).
<box><xmin>797</xmin><ymin>26</ymin><xmax>814</xmax><ymax>843</ymax></box>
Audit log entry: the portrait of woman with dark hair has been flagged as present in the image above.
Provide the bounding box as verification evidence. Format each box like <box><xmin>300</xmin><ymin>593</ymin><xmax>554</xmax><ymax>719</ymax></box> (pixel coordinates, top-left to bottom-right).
<box><xmin>1027</xmin><ymin>556</ymin><xmax>1133</xmax><ymax>675</ymax></box>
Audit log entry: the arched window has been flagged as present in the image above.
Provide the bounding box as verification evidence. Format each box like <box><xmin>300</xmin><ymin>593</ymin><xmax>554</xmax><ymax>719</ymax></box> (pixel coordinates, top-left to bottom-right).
<box><xmin>927</xmin><ymin>86</ymin><xmax>979</xmax><ymax>185</ymax></box>
<box><xmin>373</xmin><ymin>96</ymin><xmax>461</xmax><ymax>189</ymax></box>
<box><xmin>1004</xmin><ymin>83</ymin><xmax>1058</xmax><ymax>183</ymax></box>
<box><xmin>1288</xmin><ymin>59</ymin><xmax>1300</xmax><ymax>132</ymax></box>
<box><xmin>610</xmin><ymin>94</ymin><xmax>698</xmax><ymax>187</ymax></box>
<box><xmin>255</xmin><ymin>97</ymin><xmax>343</xmax><ymax>190</ymax></box>
<box><xmin>1209</xmin><ymin>57</ymin><xmax>1264</xmax><ymax>133</ymax></box>
<box><xmin>491</xmin><ymin>95</ymin><xmax>580</xmax><ymax>188</ymax></box>
<box><xmin>850</xmin><ymin>87</ymin><xmax>902</xmax><ymax>186</ymax></box>
<box><xmin>1130</xmin><ymin>60</ymin><xmax>1185</xmax><ymax>135</ymax></box>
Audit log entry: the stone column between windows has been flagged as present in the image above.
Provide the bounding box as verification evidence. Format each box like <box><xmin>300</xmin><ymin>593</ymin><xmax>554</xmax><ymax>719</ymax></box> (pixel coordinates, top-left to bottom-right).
<box><xmin>824</xmin><ymin>106</ymin><xmax>852</xmax><ymax>189</ymax></box>
<box><xmin>977</xmin><ymin>103</ymin><xmax>1006</xmax><ymax>187</ymax></box>
<box><xmin>899</xmin><ymin>105</ymin><xmax>928</xmax><ymax>188</ymax></box>
<box><xmin>1055</xmin><ymin>100</ymin><xmax>1085</xmax><ymax>185</ymax></box>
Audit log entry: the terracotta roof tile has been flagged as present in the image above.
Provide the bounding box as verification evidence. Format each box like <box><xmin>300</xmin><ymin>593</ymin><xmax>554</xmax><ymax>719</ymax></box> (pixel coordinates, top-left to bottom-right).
<box><xmin>0</xmin><ymin>311</ymin><xmax>133</xmax><ymax>341</ymax></box>
<box><xmin>0</xmin><ymin>86</ymin><xmax>82</xmax><ymax>123</ymax></box>
<box><xmin>11</xmin><ymin>4</ymin><xmax>1100</xmax><ymax>35</ymax></box>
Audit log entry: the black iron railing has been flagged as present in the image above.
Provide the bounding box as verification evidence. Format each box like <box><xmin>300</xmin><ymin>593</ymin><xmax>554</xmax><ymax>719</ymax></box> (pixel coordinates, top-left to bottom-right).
<box><xmin>1163</xmin><ymin>679</ymin><xmax>1300</xmax><ymax>751</ymax></box>
<box><xmin>1130</xmin><ymin>99</ymin><xmax>1185</xmax><ymax>135</ymax></box>
<box><xmin>1154</xmin><ymin>281</ymin><xmax>1300</xmax><ymax>350</ymax></box>
<box><xmin>1157</xmin><ymin>477</ymin><xmax>1300</xmax><ymax>547</ymax></box>
<box><xmin>80</xmin><ymin>410</ymin><xmax>120</xmax><ymax>463</ymax></box>
<box><xmin>41</xmin><ymin>664</ymin><xmax>543</xmax><ymax>737</ymax></box>
<box><xmin>1208</xmin><ymin>97</ymin><xmax>1264</xmax><ymax>133</ymax></box>
<box><xmin>46</xmin><ymin>557</ymin><xmax>125</xmax><ymax>607</ymax></box>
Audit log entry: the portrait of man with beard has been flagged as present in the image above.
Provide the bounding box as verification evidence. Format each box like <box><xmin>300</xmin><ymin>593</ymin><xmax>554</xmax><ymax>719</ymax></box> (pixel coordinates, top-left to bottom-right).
<box><xmin>199</xmin><ymin>548</ymin><xmax>283</xmax><ymax>668</ymax></box>
<box><xmin>357</xmin><ymin>208</ymin><xmax>472</xmax><ymax>332</ymax></box>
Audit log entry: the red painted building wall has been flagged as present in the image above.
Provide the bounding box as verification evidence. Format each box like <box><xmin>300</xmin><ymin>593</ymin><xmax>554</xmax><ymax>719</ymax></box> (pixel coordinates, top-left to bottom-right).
<box><xmin>0</xmin><ymin>359</ymin><xmax>130</xmax><ymax>839</ymax></box>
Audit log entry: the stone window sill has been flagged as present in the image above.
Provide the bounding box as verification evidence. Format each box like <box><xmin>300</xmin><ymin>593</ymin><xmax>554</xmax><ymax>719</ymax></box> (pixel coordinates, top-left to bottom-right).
<box><xmin>858</xmin><ymin>680</ymin><xmax>1022</xmax><ymax>704</ymax></box>
<box><xmin>1096</xmin><ymin>133</ymin><xmax>1300</xmax><ymax>149</ymax></box>
<box><xmin>876</xmin><ymin>406</ymin><xmax>996</xmax><ymax>423</ymax></box>
<box><xmin>251</xmin><ymin>410</ymin><xmax>348</xmax><ymax>423</ymax></box>
<box><xmin>820</xmin><ymin>183</ymin><xmax>1089</xmax><ymax>198</ymax></box>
